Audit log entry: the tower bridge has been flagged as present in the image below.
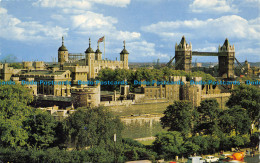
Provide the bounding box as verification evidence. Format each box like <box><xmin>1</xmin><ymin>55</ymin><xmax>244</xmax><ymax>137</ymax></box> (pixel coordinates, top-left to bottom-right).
<box><xmin>171</xmin><ymin>36</ymin><xmax>239</xmax><ymax>79</ymax></box>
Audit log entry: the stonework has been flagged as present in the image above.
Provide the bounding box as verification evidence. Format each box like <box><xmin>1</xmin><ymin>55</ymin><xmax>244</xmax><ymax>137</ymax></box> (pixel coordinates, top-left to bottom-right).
<box><xmin>175</xmin><ymin>36</ymin><xmax>235</xmax><ymax>79</ymax></box>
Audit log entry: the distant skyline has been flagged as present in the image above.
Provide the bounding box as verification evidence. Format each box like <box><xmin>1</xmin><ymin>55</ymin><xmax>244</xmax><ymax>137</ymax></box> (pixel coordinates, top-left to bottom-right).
<box><xmin>0</xmin><ymin>0</ymin><xmax>259</xmax><ymax>63</ymax></box>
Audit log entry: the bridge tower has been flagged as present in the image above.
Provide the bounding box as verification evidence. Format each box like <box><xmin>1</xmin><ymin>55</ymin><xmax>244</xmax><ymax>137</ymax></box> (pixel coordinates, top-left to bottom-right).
<box><xmin>218</xmin><ymin>38</ymin><xmax>235</xmax><ymax>78</ymax></box>
<box><xmin>175</xmin><ymin>36</ymin><xmax>192</xmax><ymax>72</ymax></box>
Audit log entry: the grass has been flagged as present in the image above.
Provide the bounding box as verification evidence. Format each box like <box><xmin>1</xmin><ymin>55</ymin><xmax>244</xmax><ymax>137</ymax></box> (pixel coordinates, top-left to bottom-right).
<box><xmin>138</xmin><ymin>140</ymin><xmax>155</xmax><ymax>146</ymax></box>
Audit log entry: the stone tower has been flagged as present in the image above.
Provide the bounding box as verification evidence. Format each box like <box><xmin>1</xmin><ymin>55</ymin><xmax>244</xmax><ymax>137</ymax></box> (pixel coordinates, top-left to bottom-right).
<box><xmin>218</xmin><ymin>38</ymin><xmax>235</xmax><ymax>78</ymax></box>
<box><xmin>120</xmin><ymin>40</ymin><xmax>129</xmax><ymax>69</ymax></box>
<box><xmin>85</xmin><ymin>38</ymin><xmax>95</xmax><ymax>79</ymax></box>
<box><xmin>58</xmin><ymin>36</ymin><xmax>68</xmax><ymax>65</ymax></box>
<box><xmin>175</xmin><ymin>36</ymin><xmax>192</xmax><ymax>72</ymax></box>
<box><xmin>95</xmin><ymin>44</ymin><xmax>102</xmax><ymax>60</ymax></box>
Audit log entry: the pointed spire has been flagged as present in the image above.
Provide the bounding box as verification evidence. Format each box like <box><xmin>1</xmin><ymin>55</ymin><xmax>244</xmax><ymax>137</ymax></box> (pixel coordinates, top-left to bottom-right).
<box><xmin>180</xmin><ymin>35</ymin><xmax>186</xmax><ymax>45</ymax></box>
<box><xmin>58</xmin><ymin>36</ymin><xmax>68</xmax><ymax>51</ymax></box>
<box><xmin>85</xmin><ymin>37</ymin><xmax>94</xmax><ymax>53</ymax></box>
<box><xmin>223</xmin><ymin>38</ymin><xmax>229</xmax><ymax>47</ymax></box>
<box><xmin>120</xmin><ymin>40</ymin><xmax>129</xmax><ymax>54</ymax></box>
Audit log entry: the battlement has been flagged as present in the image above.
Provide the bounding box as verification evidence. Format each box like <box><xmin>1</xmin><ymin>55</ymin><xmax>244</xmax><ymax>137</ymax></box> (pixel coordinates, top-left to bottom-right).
<box><xmin>218</xmin><ymin>44</ymin><xmax>235</xmax><ymax>52</ymax></box>
<box><xmin>175</xmin><ymin>42</ymin><xmax>192</xmax><ymax>51</ymax></box>
<box><xmin>169</xmin><ymin>76</ymin><xmax>186</xmax><ymax>82</ymax></box>
<box><xmin>201</xmin><ymin>93</ymin><xmax>231</xmax><ymax>98</ymax></box>
<box><xmin>71</xmin><ymin>85</ymin><xmax>99</xmax><ymax>93</ymax></box>
<box><xmin>94</xmin><ymin>60</ymin><xmax>122</xmax><ymax>64</ymax></box>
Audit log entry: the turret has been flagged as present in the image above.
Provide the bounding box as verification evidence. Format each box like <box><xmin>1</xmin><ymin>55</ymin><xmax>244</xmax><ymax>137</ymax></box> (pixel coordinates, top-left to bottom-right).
<box><xmin>95</xmin><ymin>44</ymin><xmax>102</xmax><ymax>60</ymax></box>
<box><xmin>85</xmin><ymin>38</ymin><xmax>95</xmax><ymax>78</ymax></box>
<box><xmin>175</xmin><ymin>36</ymin><xmax>192</xmax><ymax>72</ymax></box>
<box><xmin>218</xmin><ymin>38</ymin><xmax>235</xmax><ymax>78</ymax></box>
<box><xmin>120</xmin><ymin>40</ymin><xmax>129</xmax><ymax>69</ymax></box>
<box><xmin>58</xmin><ymin>36</ymin><xmax>69</xmax><ymax>65</ymax></box>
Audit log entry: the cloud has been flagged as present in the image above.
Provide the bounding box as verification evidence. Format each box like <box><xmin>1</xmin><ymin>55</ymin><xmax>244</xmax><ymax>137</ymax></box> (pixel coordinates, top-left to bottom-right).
<box><xmin>189</xmin><ymin>0</ymin><xmax>238</xmax><ymax>13</ymax></box>
<box><xmin>33</xmin><ymin>0</ymin><xmax>130</xmax><ymax>9</ymax></box>
<box><xmin>142</xmin><ymin>15</ymin><xmax>260</xmax><ymax>41</ymax></box>
<box><xmin>70</xmin><ymin>11</ymin><xmax>141</xmax><ymax>41</ymax></box>
<box><xmin>0</xmin><ymin>7</ymin><xmax>68</xmax><ymax>41</ymax></box>
<box><xmin>193</xmin><ymin>47</ymin><xmax>217</xmax><ymax>52</ymax></box>
<box><xmin>126</xmin><ymin>41</ymin><xmax>169</xmax><ymax>61</ymax></box>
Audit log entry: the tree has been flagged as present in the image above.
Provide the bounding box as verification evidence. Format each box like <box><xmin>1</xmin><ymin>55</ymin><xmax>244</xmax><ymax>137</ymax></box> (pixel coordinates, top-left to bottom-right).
<box><xmin>219</xmin><ymin>105</ymin><xmax>251</xmax><ymax>135</ymax></box>
<box><xmin>65</xmin><ymin>107</ymin><xmax>124</xmax><ymax>150</ymax></box>
<box><xmin>0</xmin><ymin>83</ymin><xmax>33</xmax><ymax>119</ymax></box>
<box><xmin>190</xmin><ymin>136</ymin><xmax>209</xmax><ymax>154</ymax></box>
<box><xmin>0</xmin><ymin>83</ymin><xmax>63</xmax><ymax>149</ymax></box>
<box><xmin>0</xmin><ymin>83</ymin><xmax>33</xmax><ymax>148</ymax></box>
<box><xmin>160</xmin><ymin>101</ymin><xmax>194</xmax><ymax>136</ymax></box>
<box><xmin>153</xmin><ymin>131</ymin><xmax>185</xmax><ymax>160</ymax></box>
<box><xmin>195</xmin><ymin>99</ymin><xmax>221</xmax><ymax>135</ymax></box>
<box><xmin>227</xmin><ymin>84</ymin><xmax>260</xmax><ymax>126</ymax></box>
<box><xmin>23</xmin><ymin>109</ymin><xmax>58</xmax><ymax>149</ymax></box>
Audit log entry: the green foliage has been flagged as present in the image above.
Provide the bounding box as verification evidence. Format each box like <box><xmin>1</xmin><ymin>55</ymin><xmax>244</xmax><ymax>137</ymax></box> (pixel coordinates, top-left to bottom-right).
<box><xmin>250</xmin><ymin>132</ymin><xmax>259</xmax><ymax>147</ymax></box>
<box><xmin>219</xmin><ymin>105</ymin><xmax>251</xmax><ymax>135</ymax></box>
<box><xmin>190</xmin><ymin>136</ymin><xmax>209</xmax><ymax>154</ymax></box>
<box><xmin>65</xmin><ymin>107</ymin><xmax>124</xmax><ymax>150</ymax></box>
<box><xmin>231</xmin><ymin>135</ymin><xmax>245</xmax><ymax>147</ymax></box>
<box><xmin>0</xmin><ymin>83</ymin><xmax>63</xmax><ymax>149</ymax></box>
<box><xmin>160</xmin><ymin>101</ymin><xmax>194</xmax><ymax>136</ymax></box>
<box><xmin>121</xmin><ymin>138</ymin><xmax>156</xmax><ymax>161</ymax></box>
<box><xmin>23</xmin><ymin>109</ymin><xmax>58</xmax><ymax>149</ymax></box>
<box><xmin>153</xmin><ymin>131</ymin><xmax>185</xmax><ymax>160</ymax></box>
<box><xmin>195</xmin><ymin>99</ymin><xmax>221</xmax><ymax>135</ymax></box>
<box><xmin>227</xmin><ymin>84</ymin><xmax>260</xmax><ymax>126</ymax></box>
<box><xmin>97</xmin><ymin>67</ymin><xmax>216</xmax><ymax>91</ymax></box>
<box><xmin>0</xmin><ymin>116</ymin><xmax>29</xmax><ymax>148</ymax></box>
<box><xmin>182</xmin><ymin>141</ymin><xmax>200</xmax><ymax>156</ymax></box>
<box><xmin>205</xmin><ymin>135</ymin><xmax>220</xmax><ymax>154</ymax></box>
<box><xmin>9</xmin><ymin>63</ymin><xmax>23</xmax><ymax>69</ymax></box>
<box><xmin>0</xmin><ymin>83</ymin><xmax>33</xmax><ymax>119</ymax></box>
<box><xmin>0</xmin><ymin>84</ymin><xmax>33</xmax><ymax>148</ymax></box>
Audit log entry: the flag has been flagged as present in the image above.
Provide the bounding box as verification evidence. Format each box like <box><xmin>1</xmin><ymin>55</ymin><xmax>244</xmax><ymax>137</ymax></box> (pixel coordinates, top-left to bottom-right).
<box><xmin>98</xmin><ymin>36</ymin><xmax>105</xmax><ymax>43</ymax></box>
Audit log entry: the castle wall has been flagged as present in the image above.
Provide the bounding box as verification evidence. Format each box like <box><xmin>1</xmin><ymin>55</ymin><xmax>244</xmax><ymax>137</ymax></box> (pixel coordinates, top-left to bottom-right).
<box><xmin>201</xmin><ymin>93</ymin><xmax>231</xmax><ymax>109</ymax></box>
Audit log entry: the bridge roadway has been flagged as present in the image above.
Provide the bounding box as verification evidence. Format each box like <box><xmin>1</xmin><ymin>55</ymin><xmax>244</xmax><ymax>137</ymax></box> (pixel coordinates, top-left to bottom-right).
<box><xmin>192</xmin><ymin>51</ymin><xmax>227</xmax><ymax>56</ymax></box>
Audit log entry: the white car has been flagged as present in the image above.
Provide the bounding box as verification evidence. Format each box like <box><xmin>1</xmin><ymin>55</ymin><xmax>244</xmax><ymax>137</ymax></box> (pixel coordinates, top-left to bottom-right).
<box><xmin>204</xmin><ymin>156</ymin><xmax>219</xmax><ymax>162</ymax></box>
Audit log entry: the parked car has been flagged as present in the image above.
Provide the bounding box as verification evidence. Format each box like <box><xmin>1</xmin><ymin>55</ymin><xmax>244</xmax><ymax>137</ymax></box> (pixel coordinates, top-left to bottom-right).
<box><xmin>187</xmin><ymin>156</ymin><xmax>205</xmax><ymax>163</ymax></box>
<box><xmin>204</xmin><ymin>156</ymin><xmax>219</xmax><ymax>162</ymax></box>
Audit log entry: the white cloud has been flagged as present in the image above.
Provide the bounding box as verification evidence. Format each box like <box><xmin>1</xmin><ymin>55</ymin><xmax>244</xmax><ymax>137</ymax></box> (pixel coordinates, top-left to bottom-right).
<box><xmin>189</xmin><ymin>0</ymin><xmax>238</xmax><ymax>13</ymax></box>
<box><xmin>0</xmin><ymin>7</ymin><xmax>68</xmax><ymax>41</ymax></box>
<box><xmin>69</xmin><ymin>11</ymin><xmax>140</xmax><ymax>41</ymax></box>
<box><xmin>142</xmin><ymin>15</ymin><xmax>260</xmax><ymax>41</ymax></box>
<box><xmin>93</xmin><ymin>0</ymin><xmax>130</xmax><ymax>7</ymax></box>
<box><xmin>71</xmin><ymin>11</ymin><xmax>117</xmax><ymax>30</ymax></box>
<box><xmin>33</xmin><ymin>0</ymin><xmax>130</xmax><ymax>9</ymax></box>
<box><xmin>193</xmin><ymin>47</ymin><xmax>217</xmax><ymax>52</ymax></box>
<box><xmin>127</xmin><ymin>41</ymin><xmax>168</xmax><ymax>61</ymax></box>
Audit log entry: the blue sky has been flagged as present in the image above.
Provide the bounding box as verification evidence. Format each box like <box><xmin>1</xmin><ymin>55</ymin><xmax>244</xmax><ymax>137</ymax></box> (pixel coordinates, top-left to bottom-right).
<box><xmin>0</xmin><ymin>0</ymin><xmax>259</xmax><ymax>63</ymax></box>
